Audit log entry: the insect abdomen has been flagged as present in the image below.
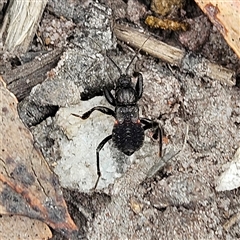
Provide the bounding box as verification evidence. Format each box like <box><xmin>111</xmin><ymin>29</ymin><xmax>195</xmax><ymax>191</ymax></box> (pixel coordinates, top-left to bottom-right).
<box><xmin>112</xmin><ymin>122</ymin><xmax>144</xmax><ymax>156</ymax></box>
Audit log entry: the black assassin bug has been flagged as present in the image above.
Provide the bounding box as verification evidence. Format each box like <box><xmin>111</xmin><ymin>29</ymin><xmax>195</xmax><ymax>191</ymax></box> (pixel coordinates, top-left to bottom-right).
<box><xmin>72</xmin><ymin>44</ymin><xmax>163</xmax><ymax>189</ymax></box>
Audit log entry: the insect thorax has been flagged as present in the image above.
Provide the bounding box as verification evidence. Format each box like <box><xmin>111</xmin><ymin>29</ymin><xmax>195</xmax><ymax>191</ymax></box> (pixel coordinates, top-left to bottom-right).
<box><xmin>115</xmin><ymin>86</ymin><xmax>138</xmax><ymax>105</ymax></box>
<box><xmin>115</xmin><ymin>105</ymin><xmax>139</xmax><ymax>123</ymax></box>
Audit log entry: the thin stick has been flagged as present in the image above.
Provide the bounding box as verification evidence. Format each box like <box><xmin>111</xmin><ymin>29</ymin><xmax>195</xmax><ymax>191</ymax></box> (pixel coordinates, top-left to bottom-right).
<box><xmin>114</xmin><ymin>24</ymin><xmax>236</xmax><ymax>86</ymax></box>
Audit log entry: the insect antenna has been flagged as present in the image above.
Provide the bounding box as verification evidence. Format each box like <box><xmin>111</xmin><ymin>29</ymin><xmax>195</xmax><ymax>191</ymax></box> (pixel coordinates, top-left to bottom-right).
<box><xmin>106</xmin><ymin>52</ymin><xmax>123</xmax><ymax>75</ymax></box>
<box><xmin>107</xmin><ymin>36</ymin><xmax>151</xmax><ymax>76</ymax></box>
<box><xmin>125</xmin><ymin>36</ymin><xmax>150</xmax><ymax>75</ymax></box>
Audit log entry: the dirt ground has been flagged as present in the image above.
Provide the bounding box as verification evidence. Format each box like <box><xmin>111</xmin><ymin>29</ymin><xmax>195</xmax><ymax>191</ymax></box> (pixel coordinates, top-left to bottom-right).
<box><xmin>2</xmin><ymin>0</ymin><xmax>240</xmax><ymax>239</ymax></box>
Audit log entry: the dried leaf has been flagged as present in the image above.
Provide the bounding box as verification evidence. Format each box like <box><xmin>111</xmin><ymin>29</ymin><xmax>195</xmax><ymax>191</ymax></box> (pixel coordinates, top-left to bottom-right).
<box><xmin>194</xmin><ymin>0</ymin><xmax>240</xmax><ymax>58</ymax></box>
<box><xmin>0</xmin><ymin>77</ymin><xmax>78</xmax><ymax>236</ymax></box>
<box><xmin>0</xmin><ymin>215</ymin><xmax>52</xmax><ymax>240</ymax></box>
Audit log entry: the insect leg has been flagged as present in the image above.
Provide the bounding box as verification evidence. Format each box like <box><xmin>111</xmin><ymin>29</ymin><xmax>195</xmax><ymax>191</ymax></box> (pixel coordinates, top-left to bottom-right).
<box><xmin>140</xmin><ymin>118</ymin><xmax>158</xmax><ymax>128</ymax></box>
<box><xmin>104</xmin><ymin>88</ymin><xmax>116</xmax><ymax>106</ymax></box>
<box><xmin>141</xmin><ymin>118</ymin><xmax>163</xmax><ymax>157</ymax></box>
<box><xmin>94</xmin><ymin>134</ymin><xmax>112</xmax><ymax>189</ymax></box>
<box><xmin>72</xmin><ymin>106</ymin><xmax>115</xmax><ymax>119</ymax></box>
<box><xmin>135</xmin><ymin>72</ymin><xmax>143</xmax><ymax>99</ymax></box>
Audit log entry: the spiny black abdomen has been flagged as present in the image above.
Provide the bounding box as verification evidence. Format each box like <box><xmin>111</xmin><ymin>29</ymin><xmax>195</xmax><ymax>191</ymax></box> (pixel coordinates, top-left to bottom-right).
<box><xmin>112</xmin><ymin>122</ymin><xmax>144</xmax><ymax>156</ymax></box>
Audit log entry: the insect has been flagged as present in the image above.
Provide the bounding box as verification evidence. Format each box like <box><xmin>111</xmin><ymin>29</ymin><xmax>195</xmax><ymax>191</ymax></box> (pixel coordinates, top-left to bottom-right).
<box><xmin>72</xmin><ymin>47</ymin><xmax>162</xmax><ymax>189</ymax></box>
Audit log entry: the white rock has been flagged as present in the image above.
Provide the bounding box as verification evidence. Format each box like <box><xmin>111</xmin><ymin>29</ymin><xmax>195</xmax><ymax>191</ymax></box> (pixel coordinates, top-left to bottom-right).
<box><xmin>53</xmin><ymin>96</ymin><xmax>131</xmax><ymax>192</ymax></box>
<box><xmin>216</xmin><ymin>147</ymin><xmax>240</xmax><ymax>191</ymax></box>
